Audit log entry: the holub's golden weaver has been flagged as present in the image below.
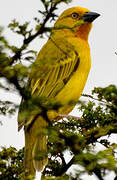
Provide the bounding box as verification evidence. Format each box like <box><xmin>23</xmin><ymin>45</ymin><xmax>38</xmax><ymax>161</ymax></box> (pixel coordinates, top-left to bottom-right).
<box><xmin>18</xmin><ymin>7</ymin><xmax>100</xmax><ymax>178</ymax></box>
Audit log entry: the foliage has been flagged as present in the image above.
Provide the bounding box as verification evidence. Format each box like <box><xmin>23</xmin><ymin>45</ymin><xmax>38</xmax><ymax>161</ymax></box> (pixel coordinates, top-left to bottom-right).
<box><xmin>0</xmin><ymin>147</ymin><xmax>24</xmax><ymax>180</ymax></box>
<box><xmin>0</xmin><ymin>85</ymin><xmax>117</xmax><ymax>180</ymax></box>
<box><xmin>0</xmin><ymin>0</ymin><xmax>117</xmax><ymax>180</ymax></box>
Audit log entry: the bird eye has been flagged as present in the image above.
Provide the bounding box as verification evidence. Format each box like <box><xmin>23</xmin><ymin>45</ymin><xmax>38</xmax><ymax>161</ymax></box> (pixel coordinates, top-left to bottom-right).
<box><xmin>71</xmin><ymin>12</ymin><xmax>79</xmax><ymax>19</ymax></box>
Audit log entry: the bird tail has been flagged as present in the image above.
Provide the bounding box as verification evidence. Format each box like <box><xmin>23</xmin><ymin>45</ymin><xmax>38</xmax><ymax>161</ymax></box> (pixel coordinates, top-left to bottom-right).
<box><xmin>24</xmin><ymin>116</ymin><xmax>48</xmax><ymax>179</ymax></box>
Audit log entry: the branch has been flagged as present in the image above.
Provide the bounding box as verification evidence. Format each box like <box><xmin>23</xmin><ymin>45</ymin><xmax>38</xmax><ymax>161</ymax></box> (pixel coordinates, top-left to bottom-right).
<box><xmin>93</xmin><ymin>169</ymin><xmax>104</xmax><ymax>180</ymax></box>
<box><xmin>0</xmin><ymin>69</ymin><xmax>30</xmax><ymax>100</ymax></box>
<box><xmin>55</xmin><ymin>157</ymin><xmax>75</xmax><ymax>176</ymax></box>
<box><xmin>9</xmin><ymin>2</ymin><xmax>57</xmax><ymax>65</ymax></box>
<box><xmin>59</xmin><ymin>152</ymin><xmax>66</xmax><ymax>166</ymax></box>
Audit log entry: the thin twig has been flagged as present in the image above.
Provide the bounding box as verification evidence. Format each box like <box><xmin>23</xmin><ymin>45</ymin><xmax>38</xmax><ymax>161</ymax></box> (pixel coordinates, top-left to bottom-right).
<box><xmin>82</xmin><ymin>94</ymin><xmax>108</xmax><ymax>104</ymax></box>
<box><xmin>82</xmin><ymin>93</ymin><xmax>117</xmax><ymax>110</ymax></box>
<box><xmin>93</xmin><ymin>169</ymin><xmax>104</xmax><ymax>180</ymax></box>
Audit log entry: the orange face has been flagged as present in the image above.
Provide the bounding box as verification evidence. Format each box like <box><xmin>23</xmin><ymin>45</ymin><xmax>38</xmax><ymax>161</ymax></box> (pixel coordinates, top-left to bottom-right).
<box><xmin>75</xmin><ymin>23</ymin><xmax>92</xmax><ymax>40</ymax></box>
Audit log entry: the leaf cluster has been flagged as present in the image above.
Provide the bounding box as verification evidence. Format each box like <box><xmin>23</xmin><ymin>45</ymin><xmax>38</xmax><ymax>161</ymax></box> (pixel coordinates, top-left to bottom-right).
<box><xmin>0</xmin><ymin>147</ymin><xmax>24</xmax><ymax>180</ymax></box>
<box><xmin>0</xmin><ymin>100</ymin><xmax>17</xmax><ymax>116</ymax></box>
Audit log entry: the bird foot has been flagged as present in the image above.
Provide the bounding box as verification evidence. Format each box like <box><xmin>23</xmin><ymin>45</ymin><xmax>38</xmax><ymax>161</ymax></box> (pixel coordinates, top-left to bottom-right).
<box><xmin>57</xmin><ymin>114</ymin><xmax>82</xmax><ymax>121</ymax></box>
<box><xmin>56</xmin><ymin>114</ymin><xmax>86</xmax><ymax>133</ymax></box>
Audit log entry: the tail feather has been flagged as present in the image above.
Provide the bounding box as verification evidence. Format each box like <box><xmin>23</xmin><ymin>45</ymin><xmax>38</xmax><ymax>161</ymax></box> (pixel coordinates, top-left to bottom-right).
<box><xmin>32</xmin><ymin>134</ymin><xmax>48</xmax><ymax>171</ymax></box>
<box><xmin>24</xmin><ymin>116</ymin><xmax>48</xmax><ymax>179</ymax></box>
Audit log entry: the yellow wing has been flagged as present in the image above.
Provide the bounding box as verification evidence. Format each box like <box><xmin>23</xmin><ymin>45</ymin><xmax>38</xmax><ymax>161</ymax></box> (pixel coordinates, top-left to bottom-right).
<box><xmin>18</xmin><ymin>38</ymin><xmax>79</xmax><ymax>129</ymax></box>
<box><xmin>30</xmin><ymin>38</ymin><xmax>79</xmax><ymax>98</ymax></box>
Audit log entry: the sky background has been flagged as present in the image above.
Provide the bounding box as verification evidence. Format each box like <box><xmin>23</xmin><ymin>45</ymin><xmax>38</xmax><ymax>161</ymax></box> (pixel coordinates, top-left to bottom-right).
<box><xmin>0</xmin><ymin>0</ymin><xmax>117</xmax><ymax>179</ymax></box>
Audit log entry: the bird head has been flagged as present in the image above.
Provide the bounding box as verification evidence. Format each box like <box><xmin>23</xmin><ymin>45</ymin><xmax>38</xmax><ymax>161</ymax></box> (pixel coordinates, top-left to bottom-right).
<box><xmin>54</xmin><ymin>7</ymin><xmax>100</xmax><ymax>40</ymax></box>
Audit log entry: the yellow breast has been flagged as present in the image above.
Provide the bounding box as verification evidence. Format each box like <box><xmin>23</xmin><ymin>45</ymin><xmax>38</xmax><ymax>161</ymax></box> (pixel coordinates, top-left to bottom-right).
<box><xmin>55</xmin><ymin>37</ymin><xmax>91</xmax><ymax>104</ymax></box>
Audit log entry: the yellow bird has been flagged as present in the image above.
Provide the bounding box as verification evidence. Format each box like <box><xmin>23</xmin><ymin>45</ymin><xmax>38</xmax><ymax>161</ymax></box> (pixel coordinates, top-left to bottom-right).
<box><xmin>18</xmin><ymin>7</ymin><xmax>100</xmax><ymax>179</ymax></box>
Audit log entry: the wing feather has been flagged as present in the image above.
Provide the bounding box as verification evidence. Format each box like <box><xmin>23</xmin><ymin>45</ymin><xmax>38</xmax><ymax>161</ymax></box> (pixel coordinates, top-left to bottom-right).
<box><xmin>31</xmin><ymin>52</ymin><xmax>79</xmax><ymax>98</ymax></box>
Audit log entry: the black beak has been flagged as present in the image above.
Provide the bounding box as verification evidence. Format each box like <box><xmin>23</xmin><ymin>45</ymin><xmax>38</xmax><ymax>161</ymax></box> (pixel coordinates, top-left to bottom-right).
<box><xmin>82</xmin><ymin>12</ymin><xmax>100</xmax><ymax>22</ymax></box>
